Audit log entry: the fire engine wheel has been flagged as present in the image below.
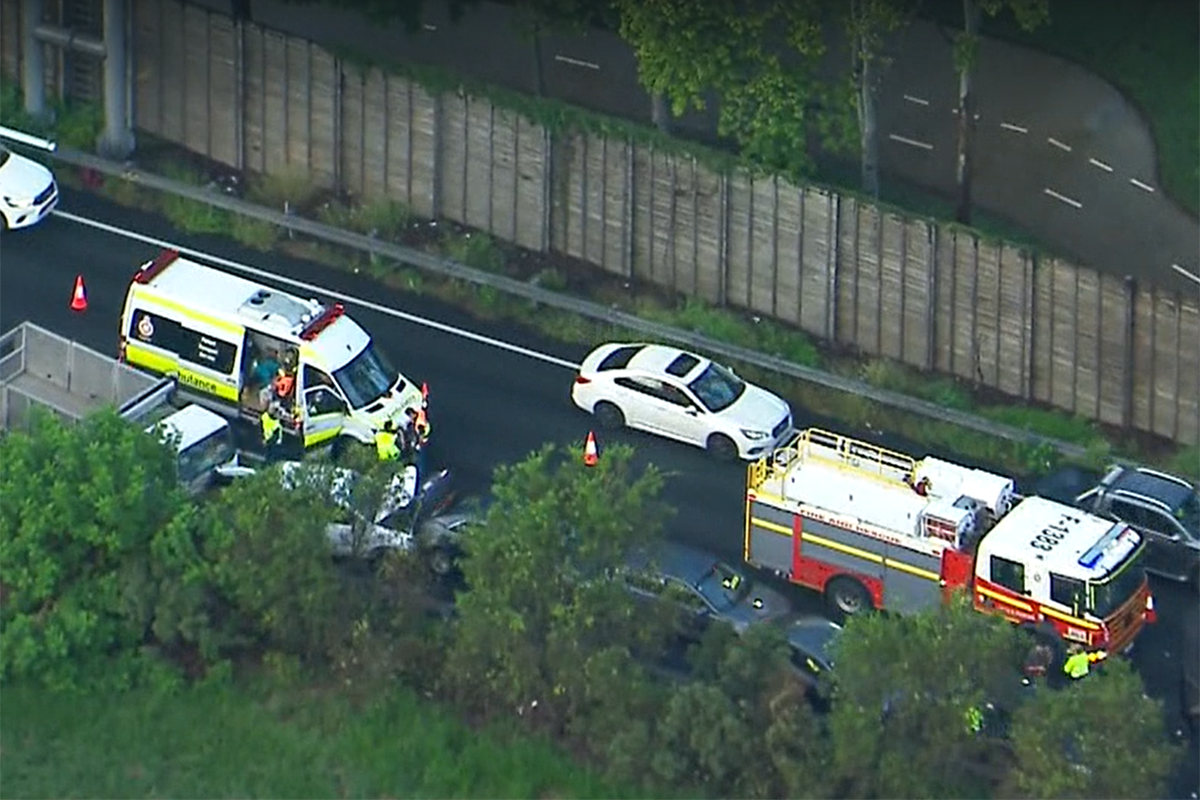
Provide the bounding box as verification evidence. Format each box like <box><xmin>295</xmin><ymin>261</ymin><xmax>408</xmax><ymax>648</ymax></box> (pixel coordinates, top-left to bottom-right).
<box><xmin>593</xmin><ymin>402</ymin><xmax>625</xmax><ymax>431</ymax></box>
<box><xmin>825</xmin><ymin>577</ymin><xmax>873</xmax><ymax>618</ymax></box>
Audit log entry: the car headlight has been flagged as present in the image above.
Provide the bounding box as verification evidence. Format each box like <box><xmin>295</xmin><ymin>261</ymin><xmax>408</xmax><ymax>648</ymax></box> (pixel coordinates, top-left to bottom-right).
<box><xmin>740</xmin><ymin>428</ymin><xmax>769</xmax><ymax>440</ymax></box>
<box><xmin>3</xmin><ymin>196</ymin><xmax>34</xmax><ymax>209</ymax></box>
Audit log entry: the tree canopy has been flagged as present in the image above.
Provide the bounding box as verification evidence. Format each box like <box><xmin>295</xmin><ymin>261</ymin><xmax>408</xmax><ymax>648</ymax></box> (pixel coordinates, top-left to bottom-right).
<box><xmin>1</xmin><ymin>412</ymin><xmax>1181</xmax><ymax>799</ymax></box>
<box><xmin>616</xmin><ymin>0</ymin><xmax>854</xmax><ymax>178</ymax></box>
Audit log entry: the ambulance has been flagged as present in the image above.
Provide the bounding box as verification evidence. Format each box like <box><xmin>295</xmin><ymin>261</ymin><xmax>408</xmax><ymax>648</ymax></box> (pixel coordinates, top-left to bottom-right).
<box><xmin>119</xmin><ymin>249</ymin><xmax>425</xmax><ymax>452</ymax></box>
<box><xmin>744</xmin><ymin>428</ymin><xmax>1155</xmax><ymax>656</ymax></box>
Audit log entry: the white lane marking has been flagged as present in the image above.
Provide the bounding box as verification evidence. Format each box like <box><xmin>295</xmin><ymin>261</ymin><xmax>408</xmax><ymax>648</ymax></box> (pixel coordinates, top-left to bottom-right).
<box><xmin>1043</xmin><ymin>188</ymin><xmax>1082</xmax><ymax>209</ymax></box>
<box><xmin>1000</xmin><ymin>122</ymin><xmax>1028</xmax><ymax>134</ymax></box>
<box><xmin>1088</xmin><ymin>157</ymin><xmax>1113</xmax><ymax>173</ymax></box>
<box><xmin>422</xmin><ymin>23</ymin><xmax>437</xmax><ymax>31</ymax></box>
<box><xmin>51</xmin><ymin>210</ymin><xmax>582</xmax><ymax>371</ymax></box>
<box><xmin>554</xmin><ymin>54</ymin><xmax>600</xmax><ymax>70</ymax></box>
<box><xmin>902</xmin><ymin>94</ymin><xmax>929</xmax><ymax>106</ymax></box>
<box><xmin>888</xmin><ymin>133</ymin><xmax>933</xmax><ymax>151</ymax></box>
<box><xmin>1171</xmin><ymin>264</ymin><xmax>1200</xmax><ymax>285</ymax></box>
<box><xmin>1130</xmin><ymin>178</ymin><xmax>1155</xmax><ymax>193</ymax></box>
<box><xmin>1047</xmin><ymin>137</ymin><xmax>1072</xmax><ymax>152</ymax></box>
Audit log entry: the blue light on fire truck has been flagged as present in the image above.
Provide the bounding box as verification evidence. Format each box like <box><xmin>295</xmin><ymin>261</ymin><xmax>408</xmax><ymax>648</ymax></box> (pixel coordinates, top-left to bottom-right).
<box><xmin>1078</xmin><ymin>524</ymin><xmax>1140</xmax><ymax>571</ymax></box>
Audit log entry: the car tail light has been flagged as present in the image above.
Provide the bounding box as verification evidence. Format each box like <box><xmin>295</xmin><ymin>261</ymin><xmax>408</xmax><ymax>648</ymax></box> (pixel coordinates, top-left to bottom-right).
<box><xmin>1145</xmin><ymin>593</ymin><xmax>1156</xmax><ymax>624</ymax></box>
<box><xmin>574</xmin><ymin>375</ymin><xmax>591</xmax><ymax>385</ymax></box>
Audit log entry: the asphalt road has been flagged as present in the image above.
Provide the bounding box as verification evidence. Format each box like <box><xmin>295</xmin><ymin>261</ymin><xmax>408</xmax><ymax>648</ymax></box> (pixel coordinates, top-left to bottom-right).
<box><xmin>1</xmin><ymin>189</ymin><xmax>1196</xmax><ymax>793</ymax></box>
<box><xmin>183</xmin><ymin>0</ymin><xmax>1200</xmax><ymax>296</ymax></box>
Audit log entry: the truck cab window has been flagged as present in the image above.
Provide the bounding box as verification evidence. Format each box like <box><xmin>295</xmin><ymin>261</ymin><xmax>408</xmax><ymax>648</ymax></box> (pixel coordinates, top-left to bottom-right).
<box><xmin>1049</xmin><ymin>573</ymin><xmax>1085</xmax><ymax>613</ymax></box>
<box><xmin>990</xmin><ymin>555</ymin><xmax>1025</xmax><ymax>594</ymax></box>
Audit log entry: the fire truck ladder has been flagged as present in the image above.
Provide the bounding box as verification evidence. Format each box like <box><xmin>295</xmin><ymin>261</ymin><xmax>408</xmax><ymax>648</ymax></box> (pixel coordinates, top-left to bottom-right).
<box><xmin>776</xmin><ymin>428</ymin><xmax>918</xmax><ymax>486</ymax></box>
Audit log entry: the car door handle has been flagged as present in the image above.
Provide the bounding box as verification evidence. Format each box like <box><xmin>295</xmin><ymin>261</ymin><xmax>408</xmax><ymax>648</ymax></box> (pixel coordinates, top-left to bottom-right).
<box><xmin>685</xmin><ymin>408</ymin><xmax>698</xmax><ymax>416</ymax></box>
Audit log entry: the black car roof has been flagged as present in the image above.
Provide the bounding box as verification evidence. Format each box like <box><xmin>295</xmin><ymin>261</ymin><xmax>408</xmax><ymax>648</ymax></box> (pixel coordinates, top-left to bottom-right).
<box><xmin>1112</xmin><ymin>468</ymin><xmax>1195</xmax><ymax>510</ymax></box>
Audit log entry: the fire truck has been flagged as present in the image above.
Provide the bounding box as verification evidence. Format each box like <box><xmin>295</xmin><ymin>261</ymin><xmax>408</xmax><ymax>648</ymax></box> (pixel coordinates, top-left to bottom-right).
<box><xmin>744</xmin><ymin>428</ymin><xmax>1155</xmax><ymax>654</ymax></box>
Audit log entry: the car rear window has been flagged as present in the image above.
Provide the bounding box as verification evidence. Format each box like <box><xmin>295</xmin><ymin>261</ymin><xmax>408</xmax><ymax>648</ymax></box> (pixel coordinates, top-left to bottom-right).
<box><xmin>598</xmin><ymin>345</ymin><xmax>644</xmax><ymax>371</ymax></box>
<box><xmin>665</xmin><ymin>353</ymin><xmax>700</xmax><ymax>377</ymax></box>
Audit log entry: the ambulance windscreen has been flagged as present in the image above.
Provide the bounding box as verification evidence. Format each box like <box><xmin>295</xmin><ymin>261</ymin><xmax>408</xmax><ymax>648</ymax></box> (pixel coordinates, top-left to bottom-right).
<box><xmin>333</xmin><ymin>342</ymin><xmax>399</xmax><ymax>409</ymax></box>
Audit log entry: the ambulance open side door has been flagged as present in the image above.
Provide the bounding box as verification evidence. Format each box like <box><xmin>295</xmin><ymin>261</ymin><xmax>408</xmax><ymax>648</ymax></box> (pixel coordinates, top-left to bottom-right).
<box><xmin>300</xmin><ymin>365</ymin><xmax>347</xmax><ymax>448</ymax></box>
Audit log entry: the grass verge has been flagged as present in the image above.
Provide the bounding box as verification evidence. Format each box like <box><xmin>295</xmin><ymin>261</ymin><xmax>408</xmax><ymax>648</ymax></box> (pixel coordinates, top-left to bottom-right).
<box><xmin>0</xmin><ymin>680</ymin><xmax>632</xmax><ymax>799</ymax></box>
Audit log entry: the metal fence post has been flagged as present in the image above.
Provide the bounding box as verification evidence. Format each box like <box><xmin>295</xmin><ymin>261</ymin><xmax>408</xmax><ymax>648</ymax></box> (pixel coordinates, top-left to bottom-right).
<box><xmin>1122</xmin><ymin>275</ymin><xmax>1136</xmax><ymax>430</ymax></box>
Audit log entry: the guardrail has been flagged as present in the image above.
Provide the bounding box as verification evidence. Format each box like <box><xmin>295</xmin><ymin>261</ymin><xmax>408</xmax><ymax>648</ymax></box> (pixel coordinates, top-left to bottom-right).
<box><xmin>42</xmin><ymin>144</ymin><xmax>1090</xmax><ymax>461</ymax></box>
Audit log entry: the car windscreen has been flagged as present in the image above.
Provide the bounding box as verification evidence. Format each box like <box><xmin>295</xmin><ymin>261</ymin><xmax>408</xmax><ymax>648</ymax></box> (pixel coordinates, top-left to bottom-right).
<box><xmin>333</xmin><ymin>342</ymin><xmax>398</xmax><ymax>409</ymax></box>
<box><xmin>687</xmin><ymin>363</ymin><xmax>746</xmax><ymax>413</ymax></box>
<box><xmin>694</xmin><ymin>561</ymin><xmax>749</xmax><ymax>612</ymax></box>
<box><xmin>177</xmin><ymin>428</ymin><xmax>236</xmax><ymax>483</ymax></box>
<box><xmin>1088</xmin><ymin>546</ymin><xmax>1147</xmax><ymax>619</ymax></box>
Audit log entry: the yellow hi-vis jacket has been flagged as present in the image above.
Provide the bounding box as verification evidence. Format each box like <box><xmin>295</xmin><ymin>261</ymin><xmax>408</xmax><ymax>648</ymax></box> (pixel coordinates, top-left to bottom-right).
<box><xmin>375</xmin><ymin>430</ymin><xmax>400</xmax><ymax>461</ymax></box>
<box><xmin>261</xmin><ymin>411</ymin><xmax>283</xmax><ymax>445</ymax></box>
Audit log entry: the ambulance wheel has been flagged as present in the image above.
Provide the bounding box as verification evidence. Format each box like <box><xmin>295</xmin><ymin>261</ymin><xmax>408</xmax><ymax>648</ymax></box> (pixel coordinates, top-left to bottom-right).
<box><xmin>334</xmin><ymin>436</ymin><xmax>373</xmax><ymax>466</ymax></box>
<box><xmin>593</xmin><ymin>402</ymin><xmax>625</xmax><ymax>431</ymax></box>
<box><xmin>826</xmin><ymin>577</ymin><xmax>873</xmax><ymax>619</ymax></box>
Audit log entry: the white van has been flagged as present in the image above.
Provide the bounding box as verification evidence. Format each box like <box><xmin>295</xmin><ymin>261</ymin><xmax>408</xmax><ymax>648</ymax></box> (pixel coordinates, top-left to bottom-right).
<box><xmin>120</xmin><ymin>249</ymin><xmax>425</xmax><ymax>452</ymax></box>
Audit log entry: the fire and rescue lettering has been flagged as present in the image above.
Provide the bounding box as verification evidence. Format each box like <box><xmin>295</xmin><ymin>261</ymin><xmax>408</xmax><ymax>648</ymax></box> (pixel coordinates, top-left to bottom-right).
<box><xmin>1030</xmin><ymin>514</ymin><xmax>1078</xmax><ymax>552</ymax></box>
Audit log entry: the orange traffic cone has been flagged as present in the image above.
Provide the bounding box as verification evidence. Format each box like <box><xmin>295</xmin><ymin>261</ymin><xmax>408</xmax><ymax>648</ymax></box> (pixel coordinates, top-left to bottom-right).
<box><xmin>583</xmin><ymin>431</ymin><xmax>599</xmax><ymax>467</ymax></box>
<box><xmin>70</xmin><ymin>275</ymin><xmax>88</xmax><ymax>311</ymax></box>
<box><xmin>421</xmin><ymin>382</ymin><xmax>429</xmax><ymax>407</ymax></box>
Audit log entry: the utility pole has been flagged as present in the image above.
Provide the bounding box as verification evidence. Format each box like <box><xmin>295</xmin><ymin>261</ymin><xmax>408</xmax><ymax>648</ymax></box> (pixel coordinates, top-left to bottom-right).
<box><xmin>20</xmin><ymin>0</ymin><xmax>135</xmax><ymax>159</ymax></box>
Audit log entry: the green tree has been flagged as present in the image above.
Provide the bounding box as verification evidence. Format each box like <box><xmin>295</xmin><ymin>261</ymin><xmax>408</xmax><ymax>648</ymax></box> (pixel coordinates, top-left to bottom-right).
<box><xmin>824</xmin><ymin>594</ymin><xmax>1028</xmax><ymax>798</ymax></box>
<box><xmin>199</xmin><ymin>465</ymin><xmax>343</xmax><ymax>660</ymax></box>
<box><xmin>616</xmin><ymin>0</ymin><xmax>853</xmax><ymax>177</ymax></box>
<box><xmin>441</xmin><ymin>441</ymin><xmax>670</xmax><ymax>732</ymax></box>
<box><xmin>651</xmin><ymin>624</ymin><xmax>828</xmax><ymax>798</ymax></box>
<box><xmin>0</xmin><ymin>410</ymin><xmax>192</xmax><ymax>691</ymax></box>
<box><xmin>845</xmin><ymin>0</ymin><xmax>919</xmax><ymax>197</ymax></box>
<box><xmin>952</xmin><ymin>0</ymin><xmax>1050</xmax><ymax>222</ymax></box>
<box><xmin>1004</xmin><ymin>657</ymin><xmax>1179</xmax><ymax>799</ymax></box>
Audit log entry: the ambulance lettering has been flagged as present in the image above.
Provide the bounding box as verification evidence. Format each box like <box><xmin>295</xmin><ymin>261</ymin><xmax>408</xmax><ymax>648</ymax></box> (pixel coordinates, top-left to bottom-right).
<box><xmin>1030</xmin><ymin>513</ymin><xmax>1079</xmax><ymax>552</ymax></box>
<box><xmin>178</xmin><ymin>371</ymin><xmax>221</xmax><ymax>396</ymax></box>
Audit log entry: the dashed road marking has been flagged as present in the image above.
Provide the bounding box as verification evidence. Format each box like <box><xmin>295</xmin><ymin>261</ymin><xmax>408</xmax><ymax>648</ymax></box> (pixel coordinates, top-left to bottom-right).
<box><xmin>554</xmin><ymin>54</ymin><xmax>600</xmax><ymax>70</ymax></box>
<box><xmin>1047</xmin><ymin>137</ymin><xmax>1072</xmax><ymax>152</ymax></box>
<box><xmin>1088</xmin><ymin>158</ymin><xmax>1114</xmax><ymax>173</ymax></box>
<box><xmin>888</xmin><ymin>133</ymin><xmax>933</xmax><ymax>151</ymax></box>
<box><xmin>1130</xmin><ymin>178</ymin><xmax>1155</xmax><ymax>193</ymax></box>
<box><xmin>422</xmin><ymin>23</ymin><xmax>437</xmax><ymax>31</ymax></box>
<box><xmin>1000</xmin><ymin>122</ymin><xmax>1028</xmax><ymax>134</ymax></box>
<box><xmin>1043</xmin><ymin>188</ymin><xmax>1082</xmax><ymax>209</ymax></box>
<box><xmin>1171</xmin><ymin>264</ymin><xmax>1200</xmax><ymax>285</ymax></box>
<box><xmin>902</xmin><ymin>94</ymin><xmax>929</xmax><ymax>106</ymax></box>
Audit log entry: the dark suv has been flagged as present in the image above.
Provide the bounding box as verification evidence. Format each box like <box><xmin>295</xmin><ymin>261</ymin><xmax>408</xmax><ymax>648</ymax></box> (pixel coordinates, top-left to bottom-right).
<box><xmin>1075</xmin><ymin>466</ymin><xmax>1199</xmax><ymax>585</ymax></box>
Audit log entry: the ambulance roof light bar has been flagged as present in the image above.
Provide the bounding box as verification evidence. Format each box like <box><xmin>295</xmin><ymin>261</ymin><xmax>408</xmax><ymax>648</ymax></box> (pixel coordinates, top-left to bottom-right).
<box><xmin>299</xmin><ymin>303</ymin><xmax>345</xmax><ymax>340</ymax></box>
<box><xmin>134</xmin><ymin>249</ymin><xmax>182</xmax><ymax>284</ymax></box>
